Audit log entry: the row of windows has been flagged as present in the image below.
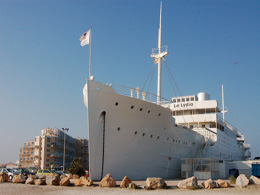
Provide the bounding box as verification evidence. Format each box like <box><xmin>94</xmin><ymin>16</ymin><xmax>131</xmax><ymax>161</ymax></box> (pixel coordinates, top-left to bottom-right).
<box><xmin>115</xmin><ymin>102</ymin><xmax>161</xmax><ymax>116</ymax></box>
<box><xmin>20</xmin><ymin>157</ymin><xmax>34</xmax><ymax>161</ymax></box>
<box><xmin>172</xmin><ymin>97</ymin><xmax>195</xmax><ymax>103</ymax></box>
<box><xmin>116</xmin><ymin>126</ymin><xmax>188</xmax><ymax>145</ymax></box>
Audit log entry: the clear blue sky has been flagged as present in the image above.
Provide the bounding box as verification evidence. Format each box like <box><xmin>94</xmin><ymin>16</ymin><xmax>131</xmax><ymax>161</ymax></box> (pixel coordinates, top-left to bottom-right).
<box><xmin>0</xmin><ymin>0</ymin><xmax>259</xmax><ymax>163</ymax></box>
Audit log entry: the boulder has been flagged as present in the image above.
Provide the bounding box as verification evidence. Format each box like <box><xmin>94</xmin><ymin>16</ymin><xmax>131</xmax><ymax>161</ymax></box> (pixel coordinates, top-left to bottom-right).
<box><xmin>236</xmin><ymin>174</ymin><xmax>249</xmax><ymax>188</ymax></box>
<box><xmin>74</xmin><ymin>176</ymin><xmax>93</xmax><ymax>186</ymax></box>
<box><xmin>249</xmin><ymin>175</ymin><xmax>260</xmax><ymax>185</ymax></box>
<box><xmin>128</xmin><ymin>183</ymin><xmax>137</xmax><ymax>189</ymax></box>
<box><xmin>178</xmin><ymin>176</ymin><xmax>200</xmax><ymax>189</ymax></box>
<box><xmin>60</xmin><ymin>174</ymin><xmax>67</xmax><ymax>179</ymax></box>
<box><xmin>146</xmin><ymin>177</ymin><xmax>167</xmax><ymax>190</ymax></box>
<box><xmin>46</xmin><ymin>175</ymin><xmax>60</xmax><ymax>185</ymax></box>
<box><xmin>34</xmin><ymin>178</ymin><xmax>46</xmax><ymax>185</ymax></box>
<box><xmin>120</xmin><ymin>176</ymin><xmax>132</xmax><ymax>188</ymax></box>
<box><xmin>60</xmin><ymin>177</ymin><xmax>71</xmax><ymax>186</ymax></box>
<box><xmin>0</xmin><ymin>172</ymin><xmax>9</xmax><ymax>182</ymax></box>
<box><xmin>12</xmin><ymin>173</ymin><xmax>26</xmax><ymax>183</ymax></box>
<box><xmin>99</xmin><ymin>174</ymin><xmax>116</xmax><ymax>188</ymax></box>
<box><xmin>25</xmin><ymin>177</ymin><xmax>35</xmax><ymax>184</ymax></box>
<box><xmin>37</xmin><ymin>175</ymin><xmax>46</xmax><ymax>179</ymax></box>
<box><xmin>216</xmin><ymin>179</ymin><xmax>231</xmax><ymax>188</ymax></box>
<box><xmin>201</xmin><ymin>179</ymin><xmax>218</xmax><ymax>189</ymax></box>
<box><xmin>73</xmin><ymin>174</ymin><xmax>79</xmax><ymax>179</ymax></box>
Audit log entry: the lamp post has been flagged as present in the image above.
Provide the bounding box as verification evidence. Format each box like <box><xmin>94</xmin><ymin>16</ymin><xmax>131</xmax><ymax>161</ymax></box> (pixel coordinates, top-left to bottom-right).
<box><xmin>62</xmin><ymin>128</ymin><xmax>69</xmax><ymax>172</ymax></box>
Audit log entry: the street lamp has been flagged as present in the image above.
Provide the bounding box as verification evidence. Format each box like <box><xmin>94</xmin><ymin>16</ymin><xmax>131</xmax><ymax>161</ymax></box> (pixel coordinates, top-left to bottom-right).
<box><xmin>62</xmin><ymin>128</ymin><xmax>69</xmax><ymax>172</ymax></box>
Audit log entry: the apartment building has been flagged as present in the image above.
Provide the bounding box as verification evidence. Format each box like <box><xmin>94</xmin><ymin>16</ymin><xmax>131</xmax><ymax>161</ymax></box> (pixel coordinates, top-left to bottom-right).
<box><xmin>76</xmin><ymin>138</ymin><xmax>89</xmax><ymax>169</ymax></box>
<box><xmin>19</xmin><ymin>127</ymin><xmax>88</xmax><ymax>171</ymax></box>
<box><xmin>19</xmin><ymin>141</ymin><xmax>35</xmax><ymax>169</ymax></box>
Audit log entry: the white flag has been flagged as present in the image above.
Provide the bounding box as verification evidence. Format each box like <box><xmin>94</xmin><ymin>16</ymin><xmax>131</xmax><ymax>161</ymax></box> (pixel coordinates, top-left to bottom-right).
<box><xmin>80</xmin><ymin>29</ymin><xmax>90</xmax><ymax>46</ymax></box>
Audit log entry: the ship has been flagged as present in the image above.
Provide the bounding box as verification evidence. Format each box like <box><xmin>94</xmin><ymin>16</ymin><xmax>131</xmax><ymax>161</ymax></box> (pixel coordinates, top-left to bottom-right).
<box><xmin>83</xmin><ymin>1</ymin><xmax>250</xmax><ymax>180</ymax></box>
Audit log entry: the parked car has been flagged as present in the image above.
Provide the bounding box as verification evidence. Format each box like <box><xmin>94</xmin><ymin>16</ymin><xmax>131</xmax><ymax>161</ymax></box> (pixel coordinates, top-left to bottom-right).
<box><xmin>0</xmin><ymin>168</ymin><xmax>14</xmax><ymax>180</ymax></box>
<box><xmin>12</xmin><ymin>168</ymin><xmax>34</xmax><ymax>179</ymax></box>
<box><xmin>55</xmin><ymin>171</ymin><xmax>69</xmax><ymax>177</ymax></box>
<box><xmin>37</xmin><ymin>169</ymin><xmax>55</xmax><ymax>176</ymax></box>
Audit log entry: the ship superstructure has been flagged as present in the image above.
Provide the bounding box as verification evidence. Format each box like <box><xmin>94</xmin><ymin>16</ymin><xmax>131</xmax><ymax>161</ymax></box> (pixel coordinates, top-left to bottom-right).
<box><xmin>164</xmin><ymin>92</ymin><xmax>251</xmax><ymax>160</ymax></box>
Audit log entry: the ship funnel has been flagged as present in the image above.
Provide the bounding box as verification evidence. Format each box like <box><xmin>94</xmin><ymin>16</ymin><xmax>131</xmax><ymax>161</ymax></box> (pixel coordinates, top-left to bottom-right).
<box><xmin>198</xmin><ymin>92</ymin><xmax>210</xmax><ymax>101</ymax></box>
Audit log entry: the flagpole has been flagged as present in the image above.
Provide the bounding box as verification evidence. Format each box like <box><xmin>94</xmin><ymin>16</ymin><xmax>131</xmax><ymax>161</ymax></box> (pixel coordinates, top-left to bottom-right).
<box><xmin>89</xmin><ymin>26</ymin><xmax>92</xmax><ymax>78</ymax></box>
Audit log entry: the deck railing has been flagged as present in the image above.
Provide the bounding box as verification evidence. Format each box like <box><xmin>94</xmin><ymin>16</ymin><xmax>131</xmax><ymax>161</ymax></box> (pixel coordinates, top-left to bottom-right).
<box><xmin>110</xmin><ymin>83</ymin><xmax>171</xmax><ymax>105</ymax></box>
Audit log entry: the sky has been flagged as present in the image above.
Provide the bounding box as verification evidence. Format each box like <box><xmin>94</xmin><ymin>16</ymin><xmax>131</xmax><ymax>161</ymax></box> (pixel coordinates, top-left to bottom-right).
<box><xmin>0</xmin><ymin>0</ymin><xmax>259</xmax><ymax>163</ymax></box>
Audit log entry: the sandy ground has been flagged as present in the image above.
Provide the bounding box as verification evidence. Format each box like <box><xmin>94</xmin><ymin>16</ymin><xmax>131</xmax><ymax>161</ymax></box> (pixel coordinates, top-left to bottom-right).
<box><xmin>1</xmin><ymin>179</ymin><xmax>260</xmax><ymax>195</ymax></box>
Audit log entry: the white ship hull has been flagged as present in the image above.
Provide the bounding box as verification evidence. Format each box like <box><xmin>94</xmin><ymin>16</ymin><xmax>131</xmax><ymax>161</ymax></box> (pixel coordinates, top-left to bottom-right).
<box><xmin>83</xmin><ymin>79</ymin><xmax>204</xmax><ymax>180</ymax></box>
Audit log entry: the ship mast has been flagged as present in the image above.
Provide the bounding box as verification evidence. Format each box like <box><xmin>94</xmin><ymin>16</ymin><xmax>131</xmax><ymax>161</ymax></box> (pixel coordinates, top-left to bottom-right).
<box><xmin>221</xmin><ymin>84</ymin><xmax>228</xmax><ymax>123</ymax></box>
<box><xmin>151</xmin><ymin>0</ymin><xmax>168</xmax><ymax>105</ymax></box>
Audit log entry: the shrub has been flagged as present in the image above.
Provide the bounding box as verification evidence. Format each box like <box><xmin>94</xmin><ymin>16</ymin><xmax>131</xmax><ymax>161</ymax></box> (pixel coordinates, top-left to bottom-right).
<box><xmin>68</xmin><ymin>157</ymin><xmax>85</xmax><ymax>177</ymax></box>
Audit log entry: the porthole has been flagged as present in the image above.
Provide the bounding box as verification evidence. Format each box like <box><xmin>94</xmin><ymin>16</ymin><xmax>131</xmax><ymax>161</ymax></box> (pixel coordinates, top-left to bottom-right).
<box><xmin>131</xmin><ymin>105</ymin><xmax>134</xmax><ymax>109</ymax></box>
<box><xmin>167</xmin><ymin>138</ymin><xmax>169</xmax><ymax>140</ymax></box>
<box><xmin>150</xmin><ymin>135</ymin><xmax>153</xmax><ymax>138</ymax></box>
<box><xmin>134</xmin><ymin>131</ymin><xmax>137</xmax><ymax>135</ymax></box>
<box><xmin>158</xmin><ymin>113</ymin><xmax>161</xmax><ymax>116</ymax></box>
<box><xmin>140</xmin><ymin>108</ymin><xmax>143</xmax><ymax>111</ymax></box>
<box><xmin>115</xmin><ymin>102</ymin><xmax>118</xmax><ymax>106</ymax></box>
<box><xmin>117</xmin><ymin>127</ymin><xmax>120</xmax><ymax>131</ymax></box>
<box><xmin>173</xmin><ymin>139</ymin><xmax>175</xmax><ymax>142</ymax></box>
<box><xmin>157</xmin><ymin>136</ymin><xmax>159</xmax><ymax>139</ymax></box>
<box><xmin>142</xmin><ymin>133</ymin><xmax>145</xmax><ymax>136</ymax></box>
<box><xmin>148</xmin><ymin>110</ymin><xmax>150</xmax><ymax>113</ymax></box>
<box><xmin>164</xmin><ymin>128</ymin><xmax>166</xmax><ymax>130</ymax></box>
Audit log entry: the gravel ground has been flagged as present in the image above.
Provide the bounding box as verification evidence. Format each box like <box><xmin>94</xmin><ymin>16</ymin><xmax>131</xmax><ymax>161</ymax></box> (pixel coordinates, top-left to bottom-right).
<box><xmin>1</xmin><ymin>179</ymin><xmax>260</xmax><ymax>195</ymax></box>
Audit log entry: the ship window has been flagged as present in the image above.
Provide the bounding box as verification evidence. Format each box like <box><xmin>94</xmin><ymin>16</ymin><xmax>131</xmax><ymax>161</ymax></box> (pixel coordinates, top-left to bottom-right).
<box><xmin>173</xmin><ymin>139</ymin><xmax>175</xmax><ymax>142</ymax></box>
<box><xmin>182</xmin><ymin>98</ymin><xmax>185</xmax><ymax>102</ymax></box>
<box><xmin>190</xmin><ymin>125</ymin><xmax>193</xmax><ymax>129</ymax></box>
<box><xmin>157</xmin><ymin>136</ymin><xmax>159</xmax><ymax>139</ymax></box>
<box><xmin>158</xmin><ymin>113</ymin><xmax>161</xmax><ymax>116</ymax></box>
<box><xmin>115</xmin><ymin>102</ymin><xmax>118</xmax><ymax>106</ymax></box>
<box><xmin>186</xmin><ymin>98</ymin><xmax>189</xmax><ymax>101</ymax></box>
<box><xmin>167</xmin><ymin>138</ymin><xmax>169</xmax><ymax>140</ymax></box>
<box><xmin>148</xmin><ymin>110</ymin><xmax>150</xmax><ymax>113</ymax></box>
<box><xmin>173</xmin><ymin>99</ymin><xmax>176</xmax><ymax>103</ymax></box>
<box><xmin>150</xmin><ymin>135</ymin><xmax>153</xmax><ymax>138</ymax></box>
<box><xmin>210</xmin><ymin>123</ymin><xmax>216</xmax><ymax>128</ymax></box>
<box><xmin>142</xmin><ymin>133</ymin><xmax>145</xmax><ymax>136</ymax></box>
<box><xmin>131</xmin><ymin>105</ymin><xmax>134</xmax><ymax>109</ymax></box>
<box><xmin>140</xmin><ymin>108</ymin><xmax>143</xmax><ymax>111</ymax></box>
<box><xmin>134</xmin><ymin>131</ymin><xmax>137</xmax><ymax>135</ymax></box>
<box><xmin>202</xmin><ymin>125</ymin><xmax>205</xmax><ymax>128</ymax></box>
<box><xmin>191</xmin><ymin>97</ymin><xmax>194</xmax><ymax>101</ymax></box>
<box><xmin>177</xmin><ymin>99</ymin><xmax>180</xmax><ymax>102</ymax></box>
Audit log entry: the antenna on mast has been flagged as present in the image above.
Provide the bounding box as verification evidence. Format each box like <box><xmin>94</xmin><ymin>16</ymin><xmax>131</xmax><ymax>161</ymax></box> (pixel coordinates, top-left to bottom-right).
<box><xmin>221</xmin><ymin>84</ymin><xmax>228</xmax><ymax>123</ymax></box>
<box><xmin>150</xmin><ymin>0</ymin><xmax>168</xmax><ymax>105</ymax></box>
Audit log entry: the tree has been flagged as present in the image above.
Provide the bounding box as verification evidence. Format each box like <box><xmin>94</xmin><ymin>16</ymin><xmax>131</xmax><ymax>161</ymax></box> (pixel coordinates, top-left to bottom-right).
<box><xmin>68</xmin><ymin>157</ymin><xmax>85</xmax><ymax>177</ymax></box>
